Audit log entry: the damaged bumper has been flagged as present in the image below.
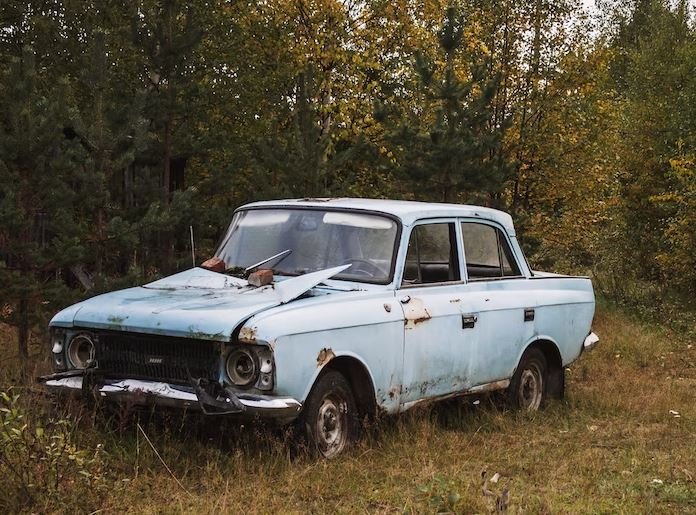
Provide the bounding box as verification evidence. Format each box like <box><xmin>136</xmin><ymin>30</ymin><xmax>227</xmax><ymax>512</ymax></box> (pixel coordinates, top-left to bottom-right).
<box><xmin>39</xmin><ymin>373</ymin><xmax>301</xmax><ymax>422</ymax></box>
<box><xmin>583</xmin><ymin>332</ymin><xmax>600</xmax><ymax>352</ymax></box>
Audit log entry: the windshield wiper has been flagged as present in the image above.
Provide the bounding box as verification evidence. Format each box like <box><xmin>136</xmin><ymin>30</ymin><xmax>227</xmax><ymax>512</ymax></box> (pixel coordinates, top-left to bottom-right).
<box><xmin>244</xmin><ymin>249</ymin><xmax>292</xmax><ymax>274</ymax></box>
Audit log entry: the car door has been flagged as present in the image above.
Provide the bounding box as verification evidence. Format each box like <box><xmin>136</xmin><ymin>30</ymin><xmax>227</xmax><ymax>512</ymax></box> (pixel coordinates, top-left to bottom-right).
<box><xmin>398</xmin><ymin>220</ymin><xmax>475</xmax><ymax>409</ymax></box>
<box><xmin>459</xmin><ymin>220</ymin><xmax>533</xmax><ymax>386</ymax></box>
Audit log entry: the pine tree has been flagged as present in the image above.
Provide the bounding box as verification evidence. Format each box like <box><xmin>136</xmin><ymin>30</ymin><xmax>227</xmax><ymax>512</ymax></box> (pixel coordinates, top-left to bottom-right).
<box><xmin>0</xmin><ymin>41</ymin><xmax>87</xmax><ymax>379</ymax></box>
<box><xmin>131</xmin><ymin>0</ymin><xmax>205</xmax><ymax>273</ymax></box>
<box><xmin>377</xmin><ymin>7</ymin><xmax>509</xmax><ymax>203</ymax></box>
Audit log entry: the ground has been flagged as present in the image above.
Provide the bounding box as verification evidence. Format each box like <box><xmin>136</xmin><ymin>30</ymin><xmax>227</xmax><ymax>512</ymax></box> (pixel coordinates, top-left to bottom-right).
<box><xmin>1</xmin><ymin>303</ymin><xmax>695</xmax><ymax>513</ymax></box>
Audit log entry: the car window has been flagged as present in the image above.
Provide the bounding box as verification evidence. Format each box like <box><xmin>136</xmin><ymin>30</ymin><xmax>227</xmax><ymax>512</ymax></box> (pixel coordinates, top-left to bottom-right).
<box><xmin>402</xmin><ymin>223</ymin><xmax>460</xmax><ymax>285</ymax></box>
<box><xmin>216</xmin><ymin>209</ymin><xmax>398</xmax><ymax>284</ymax></box>
<box><xmin>461</xmin><ymin>222</ymin><xmax>521</xmax><ymax>280</ymax></box>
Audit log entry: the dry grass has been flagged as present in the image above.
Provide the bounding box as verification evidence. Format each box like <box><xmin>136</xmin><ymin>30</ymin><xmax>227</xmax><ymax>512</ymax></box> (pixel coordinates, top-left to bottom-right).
<box><xmin>1</xmin><ymin>304</ymin><xmax>695</xmax><ymax>514</ymax></box>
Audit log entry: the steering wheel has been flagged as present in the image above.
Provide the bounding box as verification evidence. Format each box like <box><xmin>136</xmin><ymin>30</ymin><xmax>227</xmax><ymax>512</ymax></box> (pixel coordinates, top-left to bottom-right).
<box><xmin>341</xmin><ymin>258</ymin><xmax>383</xmax><ymax>278</ymax></box>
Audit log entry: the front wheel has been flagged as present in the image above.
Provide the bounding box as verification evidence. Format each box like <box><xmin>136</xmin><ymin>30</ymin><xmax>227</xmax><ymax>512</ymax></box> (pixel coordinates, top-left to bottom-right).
<box><xmin>508</xmin><ymin>348</ymin><xmax>548</xmax><ymax>411</ymax></box>
<box><xmin>299</xmin><ymin>370</ymin><xmax>360</xmax><ymax>458</ymax></box>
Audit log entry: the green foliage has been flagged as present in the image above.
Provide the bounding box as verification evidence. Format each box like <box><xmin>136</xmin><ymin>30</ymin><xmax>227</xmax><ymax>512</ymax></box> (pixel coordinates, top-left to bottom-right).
<box><xmin>416</xmin><ymin>473</ymin><xmax>463</xmax><ymax>512</ymax></box>
<box><xmin>378</xmin><ymin>6</ymin><xmax>509</xmax><ymax>203</ymax></box>
<box><xmin>0</xmin><ymin>391</ymin><xmax>107</xmax><ymax>512</ymax></box>
<box><xmin>0</xmin><ymin>0</ymin><xmax>696</xmax><ymax>372</ymax></box>
<box><xmin>576</xmin><ymin>0</ymin><xmax>696</xmax><ymax>306</ymax></box>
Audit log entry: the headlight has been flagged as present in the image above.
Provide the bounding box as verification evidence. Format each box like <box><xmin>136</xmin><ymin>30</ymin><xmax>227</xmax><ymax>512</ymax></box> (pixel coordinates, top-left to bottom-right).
<box><xmin>67</xmin><ymin>333</ymin><xmax>96</xmax><ymax>369</ymax></box>
<box><xmin>226</xmin><ymin>348</ymin><xmax>257</xmax><ymax>387</ymax></box>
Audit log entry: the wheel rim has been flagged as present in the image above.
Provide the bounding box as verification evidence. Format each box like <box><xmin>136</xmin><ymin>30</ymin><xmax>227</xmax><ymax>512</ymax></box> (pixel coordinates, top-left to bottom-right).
<box><xmin>315</xmin><ymin>394</ymin><xmax>348</xmax><ymax>457</ymax></box>
<box><xmin>518</xmin><ymin>362</ymin><xmax>543</xmax><ymax>410</ymax></box>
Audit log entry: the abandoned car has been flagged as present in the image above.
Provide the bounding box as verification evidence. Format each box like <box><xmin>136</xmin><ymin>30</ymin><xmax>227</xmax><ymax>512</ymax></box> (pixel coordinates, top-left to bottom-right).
<box><xmin>42</xmin><ymin>198</ymin><xmax>599</xmax><ymax>457</ymax></box>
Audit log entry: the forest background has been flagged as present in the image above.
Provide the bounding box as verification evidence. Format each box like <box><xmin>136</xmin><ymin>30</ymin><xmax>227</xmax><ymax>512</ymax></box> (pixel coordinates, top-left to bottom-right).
<box><xmin>1</xmin><ymin>1</ymin><xmax>696</xmax><ymax>512</ymax></box>
<box><xmin>1</xmin><ymin>0</ymin><xmax>695</xmax><ymax>380</ymax></box>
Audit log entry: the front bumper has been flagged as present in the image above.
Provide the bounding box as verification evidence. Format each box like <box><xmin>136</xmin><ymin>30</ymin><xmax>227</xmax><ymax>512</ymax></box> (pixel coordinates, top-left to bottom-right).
<box><xmin>39</xmin><ymin>373</ymin><xmax>301</xmax><ymax>422</ymax></box>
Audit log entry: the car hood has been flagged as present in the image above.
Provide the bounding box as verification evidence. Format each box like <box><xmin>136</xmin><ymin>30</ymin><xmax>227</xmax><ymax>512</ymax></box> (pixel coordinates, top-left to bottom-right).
<box><xmin>49</xmin><ymin>265</ymin><xmax>350</xmax><ymax>342</ymax></box>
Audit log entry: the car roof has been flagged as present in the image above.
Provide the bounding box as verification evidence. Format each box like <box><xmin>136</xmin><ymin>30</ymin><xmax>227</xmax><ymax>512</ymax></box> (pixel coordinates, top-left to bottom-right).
<box><xmin>240</xmin><ymin>198</ymin><xmax>516</xmax><ymax>236</ymax></box>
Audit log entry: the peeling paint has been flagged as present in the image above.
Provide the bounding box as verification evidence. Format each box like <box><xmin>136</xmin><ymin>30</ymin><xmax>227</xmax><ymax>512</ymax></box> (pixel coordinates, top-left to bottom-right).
<box><xmin>403</xmin><ymin>297</ymin><xmax>432</xmax><ymax>329</ymax></box>
<box><xmin>238</xmin><ymin>325</ymin><xmax>258</xmax><ymax>343</ymax></box>
<box><xmin>449</xmin><ymin>298</ymin><xmax>461</xmax><ymax>303</ymax></box>
<box><xmin>186</xmin><ymin>325</ymin><xmax>226</xmax><ymax>341</ymax></box>
<box><xmin>467</xmin><ymin>379</ymin><xmax>510</xmax><ymax>394</ymax></box>
<box><xmin>400</xmin><ymin>383</ymin><xmax>497</xmax><ymax>411</ymax></box>
<box><xmin>316</xmin><ymin>347</ymin><xmax>336</xmax><ymax>367</ymax></box>
<box><xmin>388</xmin><ymin>385</ymin><xmax>400</xmax><ymax>399</ymax></box>
<box><xmin>107</xmin><ymin>315</ymin><xmax>127</xmax><ymax>325</ymax></box>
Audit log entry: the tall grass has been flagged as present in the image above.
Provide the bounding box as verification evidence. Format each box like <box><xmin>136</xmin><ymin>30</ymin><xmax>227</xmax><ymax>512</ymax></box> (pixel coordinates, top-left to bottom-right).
<box><xmin>1</xmin><ymin>305</ymin><xmax>695</xmax><ymax>513</ymax></box>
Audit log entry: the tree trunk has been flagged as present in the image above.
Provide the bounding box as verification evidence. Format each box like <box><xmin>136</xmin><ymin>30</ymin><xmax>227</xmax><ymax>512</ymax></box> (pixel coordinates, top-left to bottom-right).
<box><xmin>162</xmin><ymin>118</ymin><xmax>173</xmax><ymax>273</ymax></box>
<box><xmin>17</xmin><ymin>297</ymin><xmax>29</xmax><ymax>382</ymax></box>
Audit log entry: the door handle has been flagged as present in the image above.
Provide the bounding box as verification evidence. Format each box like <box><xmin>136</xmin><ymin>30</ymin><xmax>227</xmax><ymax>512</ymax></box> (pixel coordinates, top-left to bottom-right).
<box><xmin>524</xmin><ymin>308</ymin><xmax>535</xmax><ymax>322</ymax></box>
<box><xmin>462</xmin><ymin>314</ymin><xmax>477</xmax><ymax>329</ymax></box>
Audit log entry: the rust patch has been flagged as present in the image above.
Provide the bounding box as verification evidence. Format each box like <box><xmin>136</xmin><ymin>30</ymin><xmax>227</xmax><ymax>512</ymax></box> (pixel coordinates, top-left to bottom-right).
<box><xmin>238</xmin><ymin>326</ymin><xmax>258</xmax><ymax>343</ymax></box>
<box><xmin>403</xmin><ymin>297</ymin><xmax>432</xmax><ymax>329</ymax></box>
<box><xmin>449</xmin><ymin>298</ymin><xmax>461</xmax><ymax>303</ymax></box>
<box><xmin>468</xmin><ymin>379</ymin><xmax>510</xmax><ymax>394</ymax></box>
<box><xmin>383</xmin><ymin>303</ymin><xmax>392</xmax><ymax>313</ymax></box>
<box><xmin>388</xmin><ymin>385</ymin><xmax>400</xmax><ymax>399</ymax></box>
<box><xmin>316</xmin><ymin>347</ymin><xmax>336</xmax><ymax>367</ymax></box>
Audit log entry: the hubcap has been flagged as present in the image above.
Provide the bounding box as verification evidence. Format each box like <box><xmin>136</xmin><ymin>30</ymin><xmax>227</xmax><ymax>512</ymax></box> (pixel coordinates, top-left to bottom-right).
<box><xmin>518</xmin><ymin>362</ymin><xmax>543</xmax><ymax>410</ymax></box>
<box><xmin>316</xmin><ymin>395</ymin><xmax>347</xmax><ymax>457</ymax></box>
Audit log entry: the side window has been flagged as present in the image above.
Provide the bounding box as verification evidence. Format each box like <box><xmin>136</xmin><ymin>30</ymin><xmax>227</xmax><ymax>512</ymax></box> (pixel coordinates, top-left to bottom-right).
<box><xmin>402</xmin><ymin>223</ymin><xmax>460</xmax><ymax>285</ymax></box>
<box><xmin>461</xmin><ymin>222</ymin><xmax>521</xmax><ymax>280</ymax></box>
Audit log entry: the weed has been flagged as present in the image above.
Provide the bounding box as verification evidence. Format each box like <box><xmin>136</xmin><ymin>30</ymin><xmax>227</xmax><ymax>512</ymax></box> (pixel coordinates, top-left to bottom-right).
<box><xmin>0</xmin><ymin>390</ymin><xmax>109</xmax><ymax>513</ymax></box>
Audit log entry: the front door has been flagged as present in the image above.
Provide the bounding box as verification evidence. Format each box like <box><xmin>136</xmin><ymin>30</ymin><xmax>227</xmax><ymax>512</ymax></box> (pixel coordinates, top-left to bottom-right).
<box><xmin>399</xmin><ymin>221</ymin><xmax>474</xmax><ymax>409</ymax></box>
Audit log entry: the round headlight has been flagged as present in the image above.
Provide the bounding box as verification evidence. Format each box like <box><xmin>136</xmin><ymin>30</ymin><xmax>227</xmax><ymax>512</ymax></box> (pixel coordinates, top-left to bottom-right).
<box><xmin>67</xmin><ymin>334</ymin><xmax>96</xmax><ymax>369</ymax></box>
<box><xmin>226</xmin><ymin>348</ymin><xmax>257</xmax><ymax>387</ymax></box>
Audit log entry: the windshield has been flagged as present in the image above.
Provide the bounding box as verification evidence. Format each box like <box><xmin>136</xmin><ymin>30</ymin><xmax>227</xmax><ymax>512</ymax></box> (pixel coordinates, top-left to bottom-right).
<box><xmin>215</xmin><ymin>208</ymin><xmax>399</xmax><ymax>284</ymax></box>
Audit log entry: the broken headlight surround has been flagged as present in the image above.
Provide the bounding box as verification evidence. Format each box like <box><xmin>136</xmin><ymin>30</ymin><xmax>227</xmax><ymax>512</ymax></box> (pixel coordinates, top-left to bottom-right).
<box><xmin>50</xmin><ymin>328</ymin><xmax>67</xmax><ymax>371</ymax></box>
<box><xmin>66</xmin><ymin>332</ymin><xmax>97</xmax><ymax>369</ymax></box>
<box><xmin>224</xmin><ymin>345</ymin><xmax>274</xmax><ymax>391</ymax></box>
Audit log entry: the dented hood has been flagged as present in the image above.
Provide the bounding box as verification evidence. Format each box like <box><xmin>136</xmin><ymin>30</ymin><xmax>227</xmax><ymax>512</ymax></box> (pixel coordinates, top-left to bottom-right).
<box><xmin>49</xmin><ymin>265</ymin><xmax>350</xmax><ymax>341</ymax></box>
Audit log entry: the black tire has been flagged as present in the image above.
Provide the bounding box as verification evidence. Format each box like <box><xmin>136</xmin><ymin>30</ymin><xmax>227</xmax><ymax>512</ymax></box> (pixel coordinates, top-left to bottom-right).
<box><xmin>299</xmin><ymin>370</ymin><xmax>360</xmax><ymax>458</ymax></box>
<box><xmin>508</xmin><ymin>347</ymin><xmax>548</xmax><ymax>411</ymax></box>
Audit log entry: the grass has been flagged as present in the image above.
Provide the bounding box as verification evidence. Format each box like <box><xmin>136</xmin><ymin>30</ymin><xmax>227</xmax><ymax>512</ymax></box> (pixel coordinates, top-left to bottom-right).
<box><xmin>1</xmin><ymin>303</ymin><xmax>695</xmax><ymax>514</ymax></box>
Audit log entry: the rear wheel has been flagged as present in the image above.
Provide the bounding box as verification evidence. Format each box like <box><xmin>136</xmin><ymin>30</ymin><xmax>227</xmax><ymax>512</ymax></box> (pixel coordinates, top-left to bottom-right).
<box><xmin>299</xmin><ymin>370</ymin><xmax>360</xmax><ymax>458</ymax></box>
<box><xmin>508</xmin><ymin>348</ymin><xmax>547</xmax><ymax>410</ymax></box>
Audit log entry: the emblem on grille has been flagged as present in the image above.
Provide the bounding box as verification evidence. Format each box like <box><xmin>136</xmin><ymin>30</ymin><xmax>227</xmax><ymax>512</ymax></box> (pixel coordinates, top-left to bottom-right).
<box><xmin>148</xmin><ymin>356</ymin><xmax>164</xmax><ymax>364</ymax></box>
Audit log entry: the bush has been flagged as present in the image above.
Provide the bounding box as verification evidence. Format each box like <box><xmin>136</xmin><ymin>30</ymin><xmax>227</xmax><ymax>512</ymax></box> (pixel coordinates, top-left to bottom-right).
<box><xmin>0</xmin><ymin>390</ymin><xmax>108</xmax><ymax>513</ymax></box>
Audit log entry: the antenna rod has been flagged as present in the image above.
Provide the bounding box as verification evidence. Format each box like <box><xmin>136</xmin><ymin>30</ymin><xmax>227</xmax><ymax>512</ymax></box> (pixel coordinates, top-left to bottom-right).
<box><xmin>190</xmin><ymin>225</ymin><xmax>196</xmax><ymax>268</ymax></box>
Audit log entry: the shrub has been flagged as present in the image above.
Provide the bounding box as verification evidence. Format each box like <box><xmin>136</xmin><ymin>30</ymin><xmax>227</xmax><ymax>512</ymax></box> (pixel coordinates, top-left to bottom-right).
<box><xmin>0</xmin><ymin>390</ymin><xmax>108</xmax><ymax>512</ymax></box>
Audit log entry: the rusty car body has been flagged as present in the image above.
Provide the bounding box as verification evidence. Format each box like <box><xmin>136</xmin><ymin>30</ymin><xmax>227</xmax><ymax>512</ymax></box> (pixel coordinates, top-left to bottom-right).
<box><xmin>41</xmin><ymin>198</ymin><xmax>599</xmax><ymax>457</ymax></box>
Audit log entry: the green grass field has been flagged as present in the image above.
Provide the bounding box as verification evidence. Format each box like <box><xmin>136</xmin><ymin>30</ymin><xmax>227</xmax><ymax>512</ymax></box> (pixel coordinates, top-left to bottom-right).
<box><xmin>1</xmin><ymin>304</ymin><xmax>695</xmax><ymax>514</ymax></box>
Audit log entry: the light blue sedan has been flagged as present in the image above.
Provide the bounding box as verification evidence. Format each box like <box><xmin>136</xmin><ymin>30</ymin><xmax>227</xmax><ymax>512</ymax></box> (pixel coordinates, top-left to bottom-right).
<box><xmin>42</xmin><ymin>198</ymin><xmax>598</xmax><ymax>457</ymax></box>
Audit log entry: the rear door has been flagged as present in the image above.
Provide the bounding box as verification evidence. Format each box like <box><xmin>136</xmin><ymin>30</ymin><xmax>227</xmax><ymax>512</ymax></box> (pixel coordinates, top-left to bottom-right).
<box><xmin>459</xmin><ymin>220</ymin><xmax>533</xmax><ymax>386</ymax></box>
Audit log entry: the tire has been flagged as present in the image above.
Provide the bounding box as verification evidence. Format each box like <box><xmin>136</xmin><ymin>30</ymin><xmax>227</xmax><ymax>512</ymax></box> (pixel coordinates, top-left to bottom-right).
<box><xmin>299</xmin><ymin>370</ymin><xmax>360</xmax><ymax>458</ymax></box>
<box><xmin>508</xmin><ymin>348</ymin><xmax>548</xmax><ymax>411</ymax></box>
